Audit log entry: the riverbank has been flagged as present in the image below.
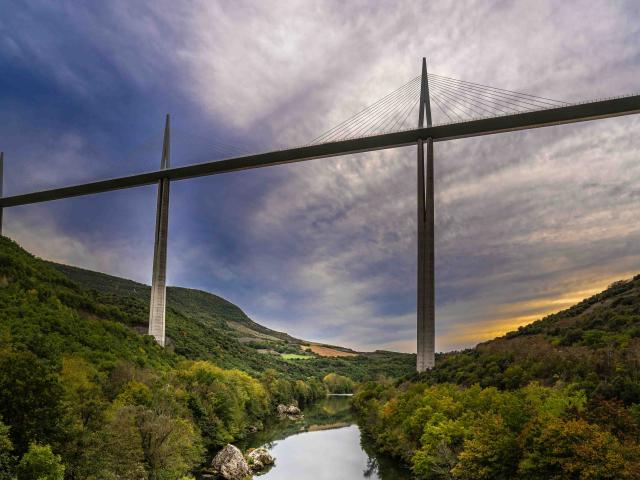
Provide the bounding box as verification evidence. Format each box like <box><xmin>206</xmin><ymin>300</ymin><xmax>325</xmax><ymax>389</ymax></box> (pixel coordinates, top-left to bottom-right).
<box><xmin>202</xmin><ymin>395</ymin><xmax>411</xmax><ymax>479</ymax></box>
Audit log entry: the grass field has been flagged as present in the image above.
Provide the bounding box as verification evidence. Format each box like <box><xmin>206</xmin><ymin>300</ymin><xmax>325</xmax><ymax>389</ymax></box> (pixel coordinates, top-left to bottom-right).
<box><xmin>281</xmin><ymin>353</ymin><xmax>314</xmax><ymax>360</ymax></box>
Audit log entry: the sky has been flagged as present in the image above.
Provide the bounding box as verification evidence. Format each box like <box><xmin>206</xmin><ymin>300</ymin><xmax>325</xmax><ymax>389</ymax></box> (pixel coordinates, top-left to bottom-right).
<box><xmin>1</xmin><ymin>0</ymin><xmax>640</xmax><ymax>353</ymax></box>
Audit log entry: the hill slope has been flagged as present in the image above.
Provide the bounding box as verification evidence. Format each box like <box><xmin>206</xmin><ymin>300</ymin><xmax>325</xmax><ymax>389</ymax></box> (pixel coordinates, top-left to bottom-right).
<box><xmin>354</xmin><ymin>275</ymin><xmax>640</xmax><ymax>479</ymax></box>
<box><xmin>46</xmin><ymin>249</ymin><xmax>414</xmax><ymax>381</ymax></box>
<box><xmin>424</xmin><ymin>275</ymin><xmax>640</xmax><ymax>402</ymax></box>
<box><xmin>52</xmin><ymin>262</ymin><xmax>302</xmax><ymax>344</ymax></box>
<box><xmin>0</xmin><ymin>235</ymin><xmax>333</xmax><ymax>478</ymax></box>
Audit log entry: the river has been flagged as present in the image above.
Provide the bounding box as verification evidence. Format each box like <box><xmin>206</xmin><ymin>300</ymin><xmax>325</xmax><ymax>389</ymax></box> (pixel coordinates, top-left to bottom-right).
<box><xmin>234</xmin><ymin>395</ymin><xmax>412</xmax><ymax>479</ymax></box>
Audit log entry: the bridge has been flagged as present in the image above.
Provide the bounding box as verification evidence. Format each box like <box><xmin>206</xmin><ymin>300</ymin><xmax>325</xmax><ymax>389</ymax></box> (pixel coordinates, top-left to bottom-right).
<box><xmin>1</xmin><ymin>58</ymin><xmax>639</xmax><ymax>371</ymax></box>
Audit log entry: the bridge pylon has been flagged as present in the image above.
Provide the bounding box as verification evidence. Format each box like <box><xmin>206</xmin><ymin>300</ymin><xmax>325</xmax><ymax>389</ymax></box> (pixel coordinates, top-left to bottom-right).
<box><xmin>148</xmin><ymin>114</ymin><xmax>171</xmax><ymax>346</ymax></box>
<box><xmin>417</xmin><ymin>58</ymin><xmax>435</xmax><ymax>372</ymax></box>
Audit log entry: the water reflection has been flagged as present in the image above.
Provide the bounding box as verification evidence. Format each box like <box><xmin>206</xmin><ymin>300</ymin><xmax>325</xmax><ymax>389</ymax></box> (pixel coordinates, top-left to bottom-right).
<box><xmin>238</xmin><ymin>395</ymin><xmax>411</xmax><ymax>479</ymax></box>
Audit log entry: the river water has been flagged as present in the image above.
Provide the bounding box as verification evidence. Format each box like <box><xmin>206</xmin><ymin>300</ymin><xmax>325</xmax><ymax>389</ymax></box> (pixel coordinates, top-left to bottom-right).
<box><xmin>235</xmin><ymin>395</ymin><xmax>412</xmax><ymax>479</ymax></box>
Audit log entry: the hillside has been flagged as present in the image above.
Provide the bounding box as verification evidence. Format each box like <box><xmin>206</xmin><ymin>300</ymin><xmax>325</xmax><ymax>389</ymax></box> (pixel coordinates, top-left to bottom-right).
<box><xmin>0</xmin><ymin>235</ymin><xmax>333</xmax><ymax>478</ymax></box>
<box><xmin>0</xmin><ymin>236</ymin><xmax>416</xmax><ymax>477</ymax></box>
<box><xmin>424</xmin><ymin>275</ymin><xmax>640</xmax><ymax>402</ymax></box>
<box><xmin>354</xmin><ymin>276</ymin><xmax>640</xmax><ymax>479</ymax></box>
<box><xmin>52</xmin><ymin>262</ymin><xmax>301</xmax><ymax>344</ymax></box>
<box><xmin>49</xmin><ymin>260</ymin><xmax>413</xmax><ymax>381</ymax></box>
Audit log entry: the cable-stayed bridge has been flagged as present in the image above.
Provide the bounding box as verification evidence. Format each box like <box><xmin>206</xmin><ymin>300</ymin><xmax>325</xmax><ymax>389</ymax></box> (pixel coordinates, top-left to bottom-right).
<box><xmin>1</xmin><ymin>58</ymin><xmax>639</xmax><ymax>371</ymax></box>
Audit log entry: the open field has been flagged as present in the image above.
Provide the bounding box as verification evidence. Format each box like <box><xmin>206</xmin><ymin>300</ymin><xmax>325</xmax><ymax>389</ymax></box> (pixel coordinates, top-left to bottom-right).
<box><xmin>281</xmin><ymin>353</ymin><xmax>314</xmax><ymax>360</ymax></box>
<box><xmin>309</xmin><ymin>344</ymin><xmax>358</xmax><ymax>357</ymax></box>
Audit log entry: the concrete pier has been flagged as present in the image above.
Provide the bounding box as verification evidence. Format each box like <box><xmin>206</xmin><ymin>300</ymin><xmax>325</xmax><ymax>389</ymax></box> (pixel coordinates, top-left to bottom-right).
<box><xmin>417</xmin><ymin>59</ymin><xmax>435</xmax><ymax>371</ymax></box>
<box><xmin>148</xmin><ymin>115</ymin><xmax>171</xmax><ymax>346</ymax></box>
<box><xmin>416</xmin><ymin>138</ymin><xmax>436</xmax><ymax>371</ymax></box>
<box><xmin>416</xmin><ymin>139</ymin><xmax>426</xmax><ymax>369</ymax></box>
<box><xmin>420</xmin><ymin>139</ymin><xmax>435</xmax><ymax>370</ymax></box>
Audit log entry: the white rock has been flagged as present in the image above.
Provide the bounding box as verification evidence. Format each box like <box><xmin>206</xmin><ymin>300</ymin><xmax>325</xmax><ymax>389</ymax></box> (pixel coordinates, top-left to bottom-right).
<box><xmin>211</xmin><ymin>444</ymin><xmax>251</xmax><ymax>480</ymax></box>
<box><xmin>276</xmin><ymin>404</ymin><xmax>303</xmax><ymax>419</ymax></box>
<box><xmin>286</xmin><ymin>405</ymin><xmax>301</xmax><ymax>415</ymax></box>
<box><xmin>247</xmin><ymin>447</ymin><xmax>275</xmax><ymax>472</ymax></box>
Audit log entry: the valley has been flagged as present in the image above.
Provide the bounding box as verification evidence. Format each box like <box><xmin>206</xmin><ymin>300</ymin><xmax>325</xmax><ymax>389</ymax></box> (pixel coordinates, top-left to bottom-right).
<box><xmin>3</xmin><ymin>235</ymin><xmax>640</xmax><ymax>479</ymax></box>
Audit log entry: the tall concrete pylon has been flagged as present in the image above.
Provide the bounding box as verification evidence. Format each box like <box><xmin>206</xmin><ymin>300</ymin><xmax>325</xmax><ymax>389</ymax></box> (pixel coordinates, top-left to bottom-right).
<box><xmin>148</xmin><ymin>115</ymin><xmax>171</xmax><ymax>346</ymax></box>
<box><xmin>417</xmin><ymin>58</ymin><xmax>435</xmax><ymax>371</ymax></box>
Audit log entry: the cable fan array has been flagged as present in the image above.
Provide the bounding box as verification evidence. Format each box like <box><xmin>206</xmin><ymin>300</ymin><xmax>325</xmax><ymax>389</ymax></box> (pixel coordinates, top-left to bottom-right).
<box><xmin>427</xmin><ymin>73</ymin><xmax>569</xmax><ymax>123</ymax></box>
<box><xmin>309</xmin><ymin>75</ymin><xmax>422</xmax><ymax>145</ymax></box>
<box><xmin>125</xmin><ymin>73</ymin><xmax>569</xmax><ymax>164</ymax></box>
<box><xmin>309</xmin><ymin>73</ymin><xmax>569</xmax><ymax>145</ymax></box>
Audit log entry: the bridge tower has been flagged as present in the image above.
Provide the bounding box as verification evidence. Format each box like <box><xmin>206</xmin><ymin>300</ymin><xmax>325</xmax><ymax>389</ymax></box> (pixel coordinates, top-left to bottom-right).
<box><xmin>148</xmin><ymin>115</ymin><xmax>171</xmax><ymax>346</ymax></box>
<box><xmin>417</xmin><ymin>58</ymin><xmax>435</xmax><ymax>371</ymax></box>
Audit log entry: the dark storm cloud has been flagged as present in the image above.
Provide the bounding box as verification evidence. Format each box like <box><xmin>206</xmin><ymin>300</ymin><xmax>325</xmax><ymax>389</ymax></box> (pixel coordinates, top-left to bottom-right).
<box><xmin>2</xmin><ymin>0</ymin><xmax>640</xmax><ymax>352</ymax></box>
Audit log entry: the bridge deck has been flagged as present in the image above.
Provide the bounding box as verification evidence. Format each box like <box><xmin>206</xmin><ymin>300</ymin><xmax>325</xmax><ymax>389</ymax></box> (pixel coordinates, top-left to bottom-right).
<box><xmin>2</xmin><ymin>94</ymin><xmax>640</xmax><ymax>208</ymax></box>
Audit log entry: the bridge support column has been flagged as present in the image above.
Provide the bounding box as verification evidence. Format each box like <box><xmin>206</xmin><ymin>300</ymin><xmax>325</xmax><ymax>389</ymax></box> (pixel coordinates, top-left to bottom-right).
<box><xmin>417</xmin><ymin>138</ymin><xmax>435</xmax><ymax>371</ymax></box>
<box><xmin>417</xmin><ymin>57</ymin><xmax>435</xmax><ymax>372</ymax></box>
<box><xmin>148</xmin><ymin>115</ymin><xmax>171</xmax><ymax>346</ymax></box>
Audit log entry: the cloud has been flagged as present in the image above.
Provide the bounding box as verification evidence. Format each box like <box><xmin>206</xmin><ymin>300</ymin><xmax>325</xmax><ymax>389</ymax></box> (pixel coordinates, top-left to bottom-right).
<box><xmin>6</xmin><ymin>208</ymin><xmax>152</xmax><ymax>283</ymax></box>
<box><xmin>2</xmin><ymin>0</ymin><xmax>640</xmax><ymax>353</ymax></box>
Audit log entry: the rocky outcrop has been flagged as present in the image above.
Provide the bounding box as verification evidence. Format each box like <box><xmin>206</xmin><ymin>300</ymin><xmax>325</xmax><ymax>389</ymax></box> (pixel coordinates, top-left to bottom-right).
<box><xmin>276</xmin><ymin>404</ymin><xmax>303</xmax><ymax>419</ymax></box>
<box><xmin>211</xmin><ymin>444</ymin><xmax>251</xmax><ymax>480</ymax></box>
<box><xmin>247</xmin><ymin>447</ymin><xmax>275</xmax><ymax>472</ymax></box>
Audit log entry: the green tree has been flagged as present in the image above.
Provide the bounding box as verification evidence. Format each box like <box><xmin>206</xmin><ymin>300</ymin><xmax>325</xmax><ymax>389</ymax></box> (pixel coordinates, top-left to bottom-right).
<box><xmin>518</xmin><ymin>417</ymin><xmax>630</xmax><ymax>479</ymax></box>
<box><xmin>323</xmin><ymin>373</ymin><xmax>355</xmax><ymax>394</ymax></box>
<box><xmin>0</xmin><ymin>419</ymin><xmax>15</xmax><ymax>480</ymax></box>
<box><xmin>16</xmin><ymin>444</ymin><xmax>64</xmax><ymax>480</ymax></box>
<box><xmin>89</xmin><ymin>406</ymin><xmax>147</xmax><ymax>480</ymax></box>
<box><xmin>0</xmin><ymin>350</ymin><xmax>65</xmax><ymax>453</ymax></box>
<box><xmin>452</xmin><ymin>413</ymin><xmax>519</xmax><ymax>479</ymax></box>
<box><xmin>57</xmin><ymin>356</ymin><xmax>107</xmax><ymax>479</ymax></box>
<box><xmin>135</xmin><ymin>407</ymin><xmax>202</xmax><ymax>480</ymax></box>
<box><xmin>179</xmin><ymin>361</ymin><xmax>268</xmax><ymax>447</ymax></box>
<box><xmin>413</xmin><ymin>416</ymin><xmax>467</xmax><ymax>479</ymax></box>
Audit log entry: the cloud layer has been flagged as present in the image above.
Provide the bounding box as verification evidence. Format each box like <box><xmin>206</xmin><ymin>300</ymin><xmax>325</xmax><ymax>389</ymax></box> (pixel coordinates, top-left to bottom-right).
<box><xmin>2</xmin><ymin>0</ymin><xmax>640</xmax><ymax>352</ymax></box>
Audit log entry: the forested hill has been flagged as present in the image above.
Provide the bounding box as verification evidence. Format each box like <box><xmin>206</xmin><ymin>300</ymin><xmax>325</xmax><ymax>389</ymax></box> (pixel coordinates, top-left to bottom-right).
<box><xmin>50</xmin><ymin>257</ymin><xmax>414</xmax><ymax>381</ymax></box>
<box><xmin>354</xmin><ymin>276</ymin><xmax>640</xmax><ymax>479</ymax></box>
<box><xmin>52</xmin><ymin>262</ymin><xmax>303</xmax><ymax>345</ymax></box>
<box><xmin>2</xmin><ymin>236</ymin><xmax>413</xmax><ymax>381</ymax></box>
<box><xmin>424</xmin><ymin>275</ymin><xmax>640</xmax><ymax>400</ymax></box>
<box><xmin>0</xmin><ymin>235</ymin><xmax>414</xmax><ymax>478</ymax></box>
<box><xmin>0</xmin><ymin>234</ymin><xmax>333</xmax><ymax>478</ymax></box>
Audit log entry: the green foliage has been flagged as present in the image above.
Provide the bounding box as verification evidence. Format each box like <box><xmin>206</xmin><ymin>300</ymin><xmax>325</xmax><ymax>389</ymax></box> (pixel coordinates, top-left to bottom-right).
<box><xmin>52</xmin><ymin>258</ymin><xmax>415</xmax><ymax>382</ymax></box>
<box><xmin>323</xmin><ymin>373</ymin><xmax>356</xmax><ymax>394</ymax></box>
<box><xmin>354</xmin><ymin>381</ymin><xmax>640</xmax><ymax>479</ymax></box>
<box><xmin>134</xmin><ymin>407</ymin><xmax>202</xmax><ymax>480</ymax></box>
<box><xmin>260</xmin><ymin>369</ymin><xmax>326</xmax><ymax>408</ymax></box>
<box><xmin>0</xmin><ymin>236</ymin><xmax>412</xmax><ymax>478</ymax></box>
<box><xmin>421</xmin><ymin>275</ymin><xmax>640</xmax><ymax>407</ymax></box>
<box><xmin>354</xmin><ymin>276</ymin><xmax>640</xmax><ymax>479</ymax></box>
<box><xmin>281</xmin><ymin>353</ymin><xmax>313</xmax><ymax>360</ymax></box>
<box><xmin>16</xmin><ymin>443</ymin><xmax>64</xmax><ymax>480</ymax></box>
<box><xmin>177</xmin><ymin>361</ymin><xmax>269</xmax><ymax>447</ymax></box>
<box><xmin>518</xmin><ymin>417</ymin><xmax>633</xmax><ymax>479</ymax></box>
<box><xmin>92</xmin><ymin>405</ymin><xmax>148</xmax><ymax>480</ymax></box>
<box><xmin>0</xmin><ymin>419</ymin><xmax>15</xmax><ymax>480</ymax></box>
<box><xmin>353</xmin><ymin>275</ymin><xmax>640</xmax><ymax>479</ymax></box>
<box><xmin>452</xmin><ymin>413</ymin><xmax>519</xmax><ymax>480</ymax></box>
<box><xmin>0</xmin><ymin>350</ymin><xmax>65</xmax><ymax>454</ymax></box>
